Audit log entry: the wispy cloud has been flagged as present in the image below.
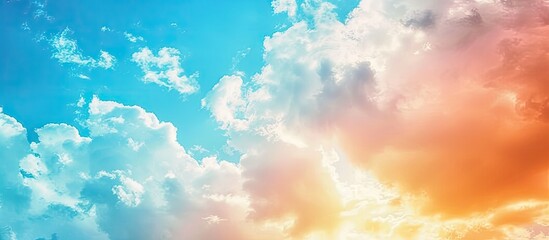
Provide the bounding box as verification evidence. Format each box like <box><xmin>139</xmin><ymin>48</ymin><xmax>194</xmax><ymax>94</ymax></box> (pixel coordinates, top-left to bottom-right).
<box><xmin>123</xmin><ymin>32</ymin><xmax>144</xmax><ymax>43</ymax></box>
<box><xmin>132</xmin><ymin>47</ymin><xmax>199</xmax><ymax>95</ymax></box>
<box><xmin>21</xmin><ymin>22</ymin><xmax>30</xmax><ymax>31</ymax></box>
<box><xmin>272</xmin><ymin>0</ymin><xmax>297</xmax><ymax>18</ymax></box>
<box><xmin>51</xmin><ymin>28</ymin><xmax>116</xmax><ymax>69</ymax></box>
<box><xmin>100</xmin><ymin>26</ymin><xmax>112</xmax><ymax>32</ymax></box>
<box><xmin>190</xmin><ymin>144</ymin><xmax>209</xmax><ymax>154</ymax></box>
<box><xmin>77</xmin><ymin>74</ymin><xmax>90</xmax><ymax>80</ymax></box>
<box><xmin>32</xmin><ymin>0</ymin><xmax>54</xmax><ymax>21</ymax></box>
<box><xmin>231</xmin><ymin>48</ymin><xmax>250</xmax><ymax>72</ymax></box>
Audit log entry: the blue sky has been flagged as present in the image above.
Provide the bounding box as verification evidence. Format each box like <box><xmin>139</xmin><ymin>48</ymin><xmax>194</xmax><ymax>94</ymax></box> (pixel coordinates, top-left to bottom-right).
<box><xmin>1</xmin><ymin>0</ymin><xmax>358</xmax><ymax>161</ymax></box>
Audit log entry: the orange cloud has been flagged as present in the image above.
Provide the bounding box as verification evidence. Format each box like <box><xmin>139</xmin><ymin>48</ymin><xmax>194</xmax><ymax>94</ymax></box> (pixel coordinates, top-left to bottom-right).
<box><xmin>241</xmin><ymin>142</ymin><xmax>343</xmax><ymax>237</ymax></box>
<box><xmin>491</xmin><ymin>203</ymin><xmax>548</xmax><ymax>227</ymax></box>
<box><xmin>336</xmin><ymin>3</ymin><xmax>549</xmax><ymax>218</ymax></box>
<box><xmin>202</xmin><ymin>0</ymin><xmax>549</xmax><ymax>238</ymax></box>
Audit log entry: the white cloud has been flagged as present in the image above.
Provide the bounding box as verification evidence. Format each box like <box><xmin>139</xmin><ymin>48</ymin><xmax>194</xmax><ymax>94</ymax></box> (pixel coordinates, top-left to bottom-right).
<box><xmin>190</xmin><ymin>145</ymin><xmax>208</xmax><ymax>155</ymax></box>
<box><xmin>0</xmin><ymin>109</ymin><xmax>26</xmax><ymax>141</ymax></box>
<box><xmin>97</xmin><ymin>51</ymin><xmax>115</xmax><ymax>69</ymax></box>
<box><xmin>100</xmin><ymin>26</ymin><xmax>111</xmax><ymax>32</ymax></box>
<box><xmin>132</xmin><ymin>47</ymin><xmax>199</xmax><ymax>95</ymax></box>
<box><xmin>32</xmin><ymin>0</ymin><xmax>54</xmax><ymax>21</ymax></box>
<box><xmin>34</xmin><ymin>123</ymin><xmax>91</xmax><ymax>147</ymax></box>
<box><xmin>51</xmin><ymin>28</ymin><xmax>116</xmax><ymax>69</ymax></box>
<box><xmin>272</xmin><ymin>0</ymin><xmax>298</xmax><ymax>18</ymax></box>
<box><xmin>111</xmin><ymin>174</ymin><xmax>145</xmax><ymax>207</ymax></box>
<box><xmin>123</xmin><ymin>32</ymin><xmax>144</xmax><ymax>43</ymax></box>
<box><xmin>0</xmin><ymin>97</ymin><xmax>286</xmax><ymax>239</ymax></box>
<box><xmin>77</xmin><ymin>74</ymin><xmax>90</xmax><ymax>80</ymax></box>
<box><xmin>202</xmin><ymin>75</ymin><xmax>248</xmax><ymax>130</ymax></box>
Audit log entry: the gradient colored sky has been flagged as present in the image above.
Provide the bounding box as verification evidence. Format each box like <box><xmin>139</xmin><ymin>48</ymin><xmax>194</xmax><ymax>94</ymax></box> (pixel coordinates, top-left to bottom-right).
<box><xmin>0</xmin><ymin>0</ymin><xmax>548</xmax><ymax>239</ymax></box>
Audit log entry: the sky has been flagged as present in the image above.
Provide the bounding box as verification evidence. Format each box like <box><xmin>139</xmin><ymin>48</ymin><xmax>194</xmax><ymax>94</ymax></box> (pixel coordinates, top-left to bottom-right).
<box><xmin>0</xmin><ymin>0</ymin><xmax>548</xmax><ymax>239</ymax></box>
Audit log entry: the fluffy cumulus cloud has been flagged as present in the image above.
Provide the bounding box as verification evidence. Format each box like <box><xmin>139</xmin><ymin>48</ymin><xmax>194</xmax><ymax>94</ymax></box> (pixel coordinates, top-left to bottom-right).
<box><xmin>202</xmin><ymin>75</ymin><xmax>248</xmax><ymax>130</ymax></box>
<box><xmin>0</xmin><ymin>98</ymin><xmax>288</xmax><ymax>240</ymax></box>
<box><xmin>201</xmin><ymin>0</ymin><xmax>549</xmax><ymax>238</ymax></box>
<box><xmin>51</xmin><ymin>28</ymin><xmax>115</xmax><ymax>69</ymax></box>
<box><xmin>132</xmin><ymin>47</ymin><xmax>199</xmax><ymax>95</ymax></box>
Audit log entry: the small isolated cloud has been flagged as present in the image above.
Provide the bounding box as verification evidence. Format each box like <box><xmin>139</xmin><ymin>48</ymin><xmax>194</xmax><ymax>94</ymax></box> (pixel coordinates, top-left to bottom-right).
<box><xmin>51</xmin><ymin>28</ymin><xmax>116</xmax><ymax>69</ymax></box>
<box><xmin>21</xmin><ymin>22</ymin><xmax>30</xmax><ymax>31</ymax></box>
<box><xmin>132</xmin><ymin>47</ymin><xmax>199</xmax><ymax>95</ymax></box>
<box><xmin>77</xmin><ymin>74</ymin><xmax>90</xmax><ymax>80</ymax></box>
<box><xmin>272</xmin><ymin>0</ymin><xmax>297</xmax><ymax>18</ymax></box>
<box><xmin>123</xmin><ymin>32</ymin><xmax>144</xmax><ymax>43</ymax></box>
<box><xmin>100</xmin><ymin>26</ymin><xmax>111</xmax><ymax>32</ymax></box>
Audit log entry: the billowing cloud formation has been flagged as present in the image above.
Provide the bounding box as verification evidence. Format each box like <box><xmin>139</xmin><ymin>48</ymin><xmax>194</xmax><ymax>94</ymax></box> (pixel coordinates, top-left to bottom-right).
<box><xmin>0</xmin><ymin>98</ymin><xmax>287</xmax><ymax>239</ymax></box>
<box><xmin>51</xmin><ymin>28</ymin><xmax>115</xmax><ymax>69</ymax></box>
<box><xmin>202</xmin><ymin>0</ymin><xmax>549</xmax><ymax>238</ymax></box>
<box><xmin>132</xmin><ymin>47</ymin><xmax>199</xmax><ymax>95</ymax></box>
<box><xmin>325</xmin><ymin>0</ymin><xmax>549</xmax><ymax>217</ymax></box>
